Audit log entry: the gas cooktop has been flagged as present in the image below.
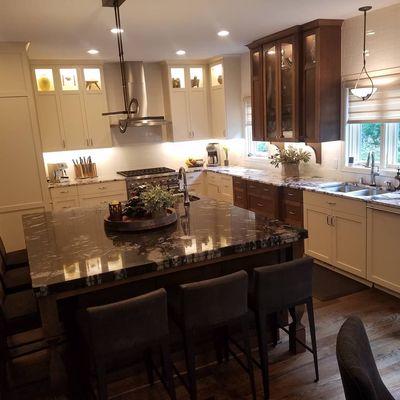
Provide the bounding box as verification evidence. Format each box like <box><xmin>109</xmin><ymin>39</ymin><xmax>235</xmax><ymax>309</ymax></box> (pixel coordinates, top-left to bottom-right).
<box><xmin>117</xmin><ymin>167</ymin><xmax>176</xmax><ymax>178</ymax></box>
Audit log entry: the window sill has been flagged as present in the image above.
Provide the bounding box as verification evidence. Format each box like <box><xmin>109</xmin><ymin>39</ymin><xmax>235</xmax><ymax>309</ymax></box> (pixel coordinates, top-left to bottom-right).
<box><xmin>341</xmin><ymin>165</ymin><xmax>399</xmax><ymax>177</ymax></box>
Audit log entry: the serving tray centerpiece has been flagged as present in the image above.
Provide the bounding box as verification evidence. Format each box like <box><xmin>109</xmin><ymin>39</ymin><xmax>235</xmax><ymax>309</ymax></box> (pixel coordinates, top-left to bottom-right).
<box><xmin>104</xmin><ymin>185</ymin><xmax>177</xmax><ymax>232</ymax></box>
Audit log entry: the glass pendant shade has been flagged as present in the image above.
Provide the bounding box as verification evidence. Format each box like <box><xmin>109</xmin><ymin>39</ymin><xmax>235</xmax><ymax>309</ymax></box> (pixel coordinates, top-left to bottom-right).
<box><xmin>350</xmin><ymin>86</ymin><xmax>377</xmax><ymax>101</ymax></box>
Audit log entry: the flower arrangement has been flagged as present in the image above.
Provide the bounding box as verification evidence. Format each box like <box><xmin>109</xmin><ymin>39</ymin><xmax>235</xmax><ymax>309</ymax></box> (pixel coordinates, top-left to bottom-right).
<box><xmin>269</xmin><ymin>146</ymin><xmax>311</xmax><ymax>167</ymax></box>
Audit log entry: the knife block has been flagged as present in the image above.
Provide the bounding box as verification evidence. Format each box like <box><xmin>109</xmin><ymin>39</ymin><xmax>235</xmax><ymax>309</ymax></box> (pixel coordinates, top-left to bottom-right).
<box><xmin>74</xmin><ymin>163</ymin><xmax>97</xmax><ymax>179</ymax></box>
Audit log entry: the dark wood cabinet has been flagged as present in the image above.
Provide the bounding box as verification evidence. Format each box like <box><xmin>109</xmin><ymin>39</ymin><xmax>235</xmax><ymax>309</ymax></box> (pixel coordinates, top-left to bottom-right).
<box><xmin>246</xmin><ymin>181</ymin><xmax>280</xmax><ymax>218</ymax></box>
<box><xmin>302</xmin><ymin>20</ymin><xmax>342</xmax><ymax>143</ymax></box>
<box><xmin>233</xmin><ymin>177</ymin><xmax>248</xmax><ymax>209</ymax></box>
<box><xmin>247</xmin><ymin>19</ymin><xmax>342</xmax><ymax>147</ymax></box>
<box><xmin>281</xmin><ymin>187</ymin><xmax>304</xmax><ymax>227</ymax></box>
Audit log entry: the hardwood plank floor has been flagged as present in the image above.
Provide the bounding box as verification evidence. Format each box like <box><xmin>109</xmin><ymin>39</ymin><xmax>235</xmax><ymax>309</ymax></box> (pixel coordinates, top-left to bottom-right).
<box><xmin>14</xmin><ymin>288</ymin><xmax>400</xmax><ymax>399</ymax></box>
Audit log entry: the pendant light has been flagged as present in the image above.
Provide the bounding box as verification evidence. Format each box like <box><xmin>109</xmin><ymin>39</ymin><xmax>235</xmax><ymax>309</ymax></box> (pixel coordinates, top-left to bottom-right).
<box><xmin>350</xmin><ymin>6</ymin><xmax>376</xmax><ymax>101</ymax></box>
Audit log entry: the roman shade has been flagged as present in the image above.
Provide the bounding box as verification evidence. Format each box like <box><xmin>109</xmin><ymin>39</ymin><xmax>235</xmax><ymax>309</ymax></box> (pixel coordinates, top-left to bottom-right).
<box><xmin>345</xmin><ymin>74</ymin><xmax>400</xmax><ymax>123</ymax></box>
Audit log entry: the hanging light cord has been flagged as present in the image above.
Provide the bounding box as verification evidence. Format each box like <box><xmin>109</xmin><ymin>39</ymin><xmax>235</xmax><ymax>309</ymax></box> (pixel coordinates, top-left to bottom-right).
<box><xmin>353</xmin><ymin>6</ymin><xmax>375</xmax><ymax>100</ymax></box>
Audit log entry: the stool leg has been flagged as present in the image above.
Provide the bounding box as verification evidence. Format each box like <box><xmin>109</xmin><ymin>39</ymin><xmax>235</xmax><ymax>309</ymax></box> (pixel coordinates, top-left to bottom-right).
<box><xmin>144</xmin><ymin>349</ymin><xmax>154</xmax><ymax>385</ymax></box>
<box><xmin>256</xmin><ymin>310</ymin><xmax>270</xmax><ymax>400</ymax></box>
<box><xmin>183</xmin><ymin>331</ymin><xmax>197</xmax><ymax>400</ymax></box>
<box><xmin>241</xmin><ymin>315</ymin><xmax>257</xmax><ymax>400</ymax></box>
<box><xmin>160</xmin><ymin>340</ymin><xmax>176</xmax><ymax>400</ymax></box>
<box><xmin>306</xmin><ymin>299</ymin><xmax>319</xmax><ymax>382</ymax></box>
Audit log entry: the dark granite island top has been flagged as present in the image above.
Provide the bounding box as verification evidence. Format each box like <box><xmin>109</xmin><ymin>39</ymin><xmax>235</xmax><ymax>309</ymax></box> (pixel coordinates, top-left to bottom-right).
<box><xmin>23</xmin><ymin>197</ymin><xmax>307</xmax><ymax>298</ymax></box>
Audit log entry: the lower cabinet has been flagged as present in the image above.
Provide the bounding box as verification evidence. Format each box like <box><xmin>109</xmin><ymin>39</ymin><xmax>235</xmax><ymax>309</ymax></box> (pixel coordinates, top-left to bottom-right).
<box><xmin>205</xmin><ymin>172</ymin><xmax>233</xmax><ymax>203</ymax></box>
<box><xmin>304</xmin><ymin>191</ymin><xmax>367</xmax><ymax>278</ymax></box>
<box><xmin>367</xmin><ymin>205</ymin><xmax>400</xmax><ymax>293</ymax></box>
<box><xmin>186</xmin><ymin>171</ymin><xmax>206</xmax><ymax>196</ymax></box>
<box><xmin>49</xmin><ymin>181</ymin><xmax>127</xmax><ymax>211</ymax></box>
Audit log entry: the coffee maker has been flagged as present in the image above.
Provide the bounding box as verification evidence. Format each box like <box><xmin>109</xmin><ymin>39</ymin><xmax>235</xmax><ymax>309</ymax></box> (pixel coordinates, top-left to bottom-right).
<box><xmin>206</xmin><ymin>143</ymin><xmax>221</xmax><ymax>166</ymax></box>
<box><xmin>47</xmin><ymin>163</ymin><xmax>68</xmax><ymax>183</ymax></box>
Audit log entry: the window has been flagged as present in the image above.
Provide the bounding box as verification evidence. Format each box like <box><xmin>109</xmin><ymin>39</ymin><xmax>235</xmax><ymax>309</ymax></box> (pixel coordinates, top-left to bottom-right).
<box><xmin>345</xmin><ymin>122</ymin><xmax>400</xmax><ymax>168</ymax></box>
<box><xmin>344</xmin><ymin>73</ymin><xmax>400</xmax><ymax>170</ymax></box>
<box><xmin>244</xmin><ymin>97</ymin><xmax>269</xmax><ymax>158</ymax></box>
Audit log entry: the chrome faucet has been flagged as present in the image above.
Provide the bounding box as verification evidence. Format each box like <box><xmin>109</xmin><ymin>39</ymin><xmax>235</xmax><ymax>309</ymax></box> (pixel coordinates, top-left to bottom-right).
<box><xmin>178</xmin><ymin>167</ymin><xmax>190</xmax><ymax>205</ymax></box>
<box><xmin>364</xmin><ymin>151</ymin><xmax>380</xmax><ymax>186</ymax></box>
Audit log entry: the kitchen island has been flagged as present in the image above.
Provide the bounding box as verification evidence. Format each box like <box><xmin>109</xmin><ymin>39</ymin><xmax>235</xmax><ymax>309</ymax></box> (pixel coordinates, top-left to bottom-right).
<box><xmin>23</xmin><ymin>196</ymin><xmax>307</xmax><ymax>394</ymax></box>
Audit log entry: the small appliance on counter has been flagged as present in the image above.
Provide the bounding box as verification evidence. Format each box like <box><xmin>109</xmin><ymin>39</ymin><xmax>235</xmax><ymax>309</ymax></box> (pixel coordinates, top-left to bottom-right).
<box><xmin>73</xmin><ymin>157</ymin><xmax>97</xmax><ymax>179</ymax></box>
<box><xmin>47</xmin><ymin>163</ymin><xmax>69</xmax><ymax>183</ymax></box>
<box><xmin>206</xmin><ymin>143</ymin><xmax>221</xmax><ymax>166</ymax></box>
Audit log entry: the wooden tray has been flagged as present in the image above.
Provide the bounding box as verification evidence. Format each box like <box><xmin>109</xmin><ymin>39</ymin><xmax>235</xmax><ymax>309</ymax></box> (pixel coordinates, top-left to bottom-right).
<box><xmin>104</xmin><ymin>208</ymin><xmax>177</xmax><ymax>232</ymax></box>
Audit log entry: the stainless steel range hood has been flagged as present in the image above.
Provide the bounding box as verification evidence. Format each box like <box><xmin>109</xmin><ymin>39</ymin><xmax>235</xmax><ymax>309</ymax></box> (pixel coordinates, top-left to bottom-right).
<box><xmin>103</xmin><ymin>61</ymin><xmax>169</xmax><ymax>129</ymax></box>
<box><xmin>102</xmin><ymin>0</ymin><xmax>170</xmax><ymax>132</ymax></box>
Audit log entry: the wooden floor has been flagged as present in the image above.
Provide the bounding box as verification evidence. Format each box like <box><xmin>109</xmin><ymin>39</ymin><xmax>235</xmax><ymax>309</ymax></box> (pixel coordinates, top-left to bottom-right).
<box><xmin>14</xmin><ymin>287</ymin><xmax>400</xmax><ymax>399</ymax></box>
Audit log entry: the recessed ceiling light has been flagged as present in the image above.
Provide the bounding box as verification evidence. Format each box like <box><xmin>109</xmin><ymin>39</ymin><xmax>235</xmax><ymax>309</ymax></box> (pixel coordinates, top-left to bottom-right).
<box><xmin>111</xmin><ymin>27</ymin><xmax>124</xmax><ymax>34</ymax></box>
<box><xmin>217</xmin><ymin>30</ymin><xmax>230</xmax><ymax>37</ymax></box>
<box><xmin>87</xmin><ymin>49</ymin><xmax>99</xmax><ymax>55</ymax></box>
<box><xmin>176</xmin><ymin>49</ymin><xmax>186</xmax><ymax>56</ymax></box>
<box><xmin>366</xmin><ymin>30</ymin><xmax>375</xmax><ymax>36</ymax></box>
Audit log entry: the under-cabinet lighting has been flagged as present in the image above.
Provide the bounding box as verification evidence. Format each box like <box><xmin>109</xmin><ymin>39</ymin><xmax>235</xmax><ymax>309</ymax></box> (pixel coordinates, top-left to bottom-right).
<box><xmin>87</xmin><ymin>49</ymin><xmax>99</xmax><ymax>55</ymax></box>
<box><xmin>217</xmin><ymin>30</ymin><xmax>230</xmax><ymax>37</ymax></box>
<box><xmin>111</xmin><ymin>27</ymin><xmax>124</xmax><ymax>34</ymax></box>
<box><xmin>176</xmin><ymin>49</ymin><xmax>186</xmax><ymax>56</ymax></box>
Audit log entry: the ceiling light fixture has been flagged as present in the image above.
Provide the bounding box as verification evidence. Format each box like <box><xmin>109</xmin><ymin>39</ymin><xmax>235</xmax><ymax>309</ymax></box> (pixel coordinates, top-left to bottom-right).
<box><xmin>87</xmin><ymin>49</ymin><xmax>99</xmax><ymax>55</ymax></box>
<box><xmin>217</xmin><ymin>30</ymin><xmax>230</xmax><ymax>37</ymax></box>
<box><xmin>176</xmin><ymin>50</ymin><xmax>186</xmax><ymax>56</ymax></box>
<box><xmin>350</xmin><ymin>6</ymin><xmax>376</xmax><ymax>101</ymax></box>
<box><xmin>111</xmin><ymin>27</ymin><xmax>124</xmax><ymax>34</ymax></box>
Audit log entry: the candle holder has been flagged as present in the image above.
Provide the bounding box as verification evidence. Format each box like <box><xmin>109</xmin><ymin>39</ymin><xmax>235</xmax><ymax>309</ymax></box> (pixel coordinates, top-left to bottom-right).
<box><xmin>108</xmin><ymin>201</ymin><xmax>123</xmax><ymax>221</ymax></box>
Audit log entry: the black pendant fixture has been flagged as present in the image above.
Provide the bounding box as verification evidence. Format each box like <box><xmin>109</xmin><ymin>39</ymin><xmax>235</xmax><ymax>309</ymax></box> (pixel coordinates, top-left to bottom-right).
<box><xmin>350</xmin><ymin>6</ymin><xmax>377</xmax><ymax>101</ymax></box>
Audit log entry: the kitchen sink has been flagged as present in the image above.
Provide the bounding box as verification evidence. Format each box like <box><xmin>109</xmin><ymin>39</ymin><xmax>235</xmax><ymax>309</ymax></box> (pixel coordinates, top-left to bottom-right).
<box><xmin>369</xmin><ymin>192</ymin><xmax>400</xmax><ymax>201</ymax></box>
<box><xmin>322</xmin><ymin>183</ymin><xmax>363</xmax><ymax>193</ymax></box>
<box><xmin>347</xmin><ymin>187</ymin><xmax>388</xmax><ymax>197</ymax></box>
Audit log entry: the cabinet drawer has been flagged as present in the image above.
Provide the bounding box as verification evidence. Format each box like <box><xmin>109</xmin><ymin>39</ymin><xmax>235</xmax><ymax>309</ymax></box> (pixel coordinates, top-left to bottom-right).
<box><xmin>282</xmin><ymin>202</ymin><xmax>303</xmax><ymax>226</ymax></box>
<box><xmin>283</xmin><ymin>187</ymin><xmax>303</xmax><ymax>203</ymax></box>
<box><xmin>207</xmin><ymin>172</ymin><xmax>219</xmax><ymax>185</ymax></box>
<box><xmin>79</xmin><ymin>193</ymin><xmax>127</xmax><ymax>208</ymax></box>
<box><xmin>52</xmin><ymin>198</ymin><xmax>79</xmax><ymax>211</ymax></box>
<box><xmin>248</xmin><ymin>194</ymin><xmax>277</xmax><ymax>218</ymax></box>
<box><xmin>233</xmin><ymin>177</ymin><xmax>247</xmax><ymax>191</ymax></box>
<box><xmin>50</xmin><ymin>186</ymin><xmax>78</xmax><ymax>200</ymax></box>
<box><xmin>77</xmin><ymin>181</ymin><xmax>126</xmax><ymax>197</ymax></box>
<box><xmin>233</xmin><ymin>191</ymin><xmax>247</xmax><ymax>209</ymax></box>
<box><xmin>247</xmin><ymin>181</ymin><xmax>277</xmax><ymax>199</ymax></box>
<box><xmin>186</xmin><ymin>172</ymin><xmax>203</xmax><ymax>185</ymax></box>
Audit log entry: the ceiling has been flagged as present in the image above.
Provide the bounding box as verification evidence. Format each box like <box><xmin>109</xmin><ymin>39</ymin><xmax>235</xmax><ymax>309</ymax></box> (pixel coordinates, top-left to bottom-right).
<box><xmin>0</xmin><ymin>0</ymin><xmax>398</xmax><ymax>61</ymax></box>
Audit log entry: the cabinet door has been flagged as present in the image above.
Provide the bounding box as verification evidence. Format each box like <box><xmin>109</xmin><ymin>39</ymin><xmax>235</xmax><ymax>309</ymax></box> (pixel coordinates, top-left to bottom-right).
<box><xmin>250</xmin><ymin>48</ymin><xmax>264</xmax><ymax>141</ymax></box>
<box><xmin>263</xmin><ymin>44</ymin><xmax>278</xmax><ymax>140</ymax></box>
<box><xmin>367</xmin><ymin>208</ymin><xmax>400</xmax><ymax>292</ymax></box>
<box><xmin>210</xmin><ymin>87</ymin><xmax>226</xmax><ymax>137</ymax></box>
<box><xmin>207</xmin><ymin>183</ymin><xmax>220</xmax><ymax>200</ymax></box>
<box><xmin>83</xmin><ymin>93</ymin><xmax>112</xmax><ymax>148</ymax></box>
<box><xmin>189</xmin><ymin>89</ymin><xmax>209</xmax><ymax>139</ymax></box>
<box><xmin>332</xmin><ymin>211</ymin><xmax>366</xmax><ymax>278</ymax></box>
<box><xmin>303</xmin><ymin>204</ymin><xmax>332</xmax><ymax>263</ymax></box>
<box><xmin>59</xmin><ymin>93</ymin><xmax>87</xmax><ymax>149</ymax></box>
<box><xmin>36</xmin><ymin>95</ymin><xmax>65</xmax><ymax>151</ymax></box>
<box><xmin>170</xmin><ymin>90</ymin><xmax>191</xmax><ymax>141</ymax></box>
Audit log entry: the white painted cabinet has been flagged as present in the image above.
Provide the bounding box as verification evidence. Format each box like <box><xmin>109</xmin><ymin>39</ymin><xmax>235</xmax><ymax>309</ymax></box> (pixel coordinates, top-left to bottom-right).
<box><xmin>304</xmin><ymin>192</ymin><xmax>367</xmax><ymax>278</ymax></box>
<box><xmin>209</xmin><ymin>56</ymin><xmax>242</xmax><ymax>139</ymax></box>
<box><xmin>0</xmin><ymin>43</ymin><xmax>50</xmax><ymax>251</ymax></box>
<box><xmin>367</xmin><ymin>205</ymin><xmax>400</xmax><ymax>293</ymax></box>
<box><xmin>49</xmin><ymin>181</ymin><xmax>127</xmax><ymax>211</ymax></box>
<box><xmin>163</xmin><ymin>64</ymin><xmax>211</xmax><ymax>141</ymax></box>
<box><xmin>205</xmin><ymin>172</ymin><xmax>233</xmax><ymax>203</ymax></box>
<box><xmin>186</xmin><ymin>171</ymin><xmax>205</xmax><ymax>196</ymax></box>
<box><xmin>31</xmin><ymin>63</ymin><xmax>112</xmax><ymax>152</ymax></box>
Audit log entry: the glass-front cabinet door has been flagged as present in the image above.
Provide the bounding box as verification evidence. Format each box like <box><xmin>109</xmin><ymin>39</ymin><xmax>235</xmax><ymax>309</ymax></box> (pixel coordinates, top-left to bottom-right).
<box><xmin>263</xmin><ymin>44</ymin><xmax>278</xmax><ymax>140</ymax></box>
<box><xmin>280</xmin><ymin>41</ymin><xmax>295</xmax><ymax>139</ymax></box>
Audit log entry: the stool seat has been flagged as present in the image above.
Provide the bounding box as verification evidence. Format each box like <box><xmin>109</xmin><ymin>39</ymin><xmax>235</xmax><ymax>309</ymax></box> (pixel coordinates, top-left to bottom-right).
<box><xmin>5</xmin><ymin>249</ymin><xmax>28</xmax><ymax>268</ymax></box>
<box><xmin>2</xmin><ymin>266</ymin><xmax>31</xmax><ymax>294</ymax></box>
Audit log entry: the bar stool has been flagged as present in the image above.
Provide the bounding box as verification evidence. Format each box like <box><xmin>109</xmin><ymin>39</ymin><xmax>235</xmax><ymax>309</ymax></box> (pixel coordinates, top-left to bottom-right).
<box><xmin>0</xmin><ymin>236</ymin><xmax>29</xmax><ymax>270</ymax></box>
<box><xmin>168</xmin><ymin>270</ymin><xmax>256</xmax><ymax>400</ymax></box>
<box><xmin>0</xmin><ymin>255</ymin><xmax>31</xmax><ymax>295</ymax></box>
<box><xmin>249</xmin><ymin>256</ymin><xmax>319</xmax><ymax>399</ymax></box>
<box><xmin>77</xmin><ymin>288</ymin><xmax>176</xmax><ymax>400</ymax></box>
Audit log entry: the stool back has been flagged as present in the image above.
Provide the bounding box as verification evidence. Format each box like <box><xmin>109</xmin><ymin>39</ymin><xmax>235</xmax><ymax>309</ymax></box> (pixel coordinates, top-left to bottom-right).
<box><xmin>0</xmin><ymin>237</ymin><xmax>5</xmax><ymax>264</ymax></box>
<box><xmin>336</xmin><ymin>316</ymin><xmax>395</xmax><ymax>400</ymax></box>
<box><xmin>254</xmin><ymin>257</ymin><xmax>313</xmax><ymax>314</ymax></box>
<box><xmin>85</xmin><ymin>288</ymin><xmax>169</xmax><ymax>367</ymax></box>
<box><xmin>180</xmin><ymin>270</ymin><xmax>248</xmax><ymax>330</ymax></box>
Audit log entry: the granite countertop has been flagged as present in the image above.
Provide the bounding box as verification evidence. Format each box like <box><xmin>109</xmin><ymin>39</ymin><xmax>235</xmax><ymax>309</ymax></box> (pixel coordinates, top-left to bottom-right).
<box><xmin>47</xmin><ymin>174</ymin><xmax>125</xmax><ymax>188</ymax></box>
<box><xmin>23</xmin><ymin>197</ymin><xmax>307</xmax><ymax>297</ymax></box>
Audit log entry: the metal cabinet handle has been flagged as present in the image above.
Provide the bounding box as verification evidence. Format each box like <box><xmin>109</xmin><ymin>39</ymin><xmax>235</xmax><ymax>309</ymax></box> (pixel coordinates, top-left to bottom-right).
<box><xmin>257</xmin><ymin>202</ymin><xmax>264</xmax><ymax>207</ymax></box>
<box><xmin>59</xmin><ymin>191</ymin><xmax>69</xmax><ymax>194</ymax></box>
<box><xmin>326</xmin><ymin>215</ymin><xmax>330</xmax><ymax>225</ymax></box>
<box><xmin>62</xmin><ymin>139</ymin><xmax>66</xmax><ymax>148</ymax></box>
<box><xmin>287</xmin><ymin>192</ymin><xmax>294</xmax><ymax>196</ymax></box>
<box><xmin>90</xmin><ymin>138</ymin><xmax>94</xmax><ymax>146</ymax></box>
<box><xmin>263</xmin><ymin>188</ymin><xmax>269</xmax><ymax>192</ymax></box>
<box><xmin>327</xmin><ymin>202</ymin><xmax>336</xmax><ymax>206</ymax></box>
<box><xmin>98</xmin><ymin>186</ymin><xmax>106</xmax><ymax>190</ymax></box>
<box><xmin>288</xmin><ymin>211</ymin><xmax>296</xmax><ymax>215</ymax></box>
<box><xmin>331</xmin><ymin>216</ymin><xmax>335</xmax><ymax>226</ymax></box>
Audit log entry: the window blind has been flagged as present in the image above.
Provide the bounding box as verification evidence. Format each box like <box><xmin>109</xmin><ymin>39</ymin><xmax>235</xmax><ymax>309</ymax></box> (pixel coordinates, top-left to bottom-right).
<box><xmin>345</xmin><ymin>74</ymin><xmax>400</xmax><ymax>123</ymax></box>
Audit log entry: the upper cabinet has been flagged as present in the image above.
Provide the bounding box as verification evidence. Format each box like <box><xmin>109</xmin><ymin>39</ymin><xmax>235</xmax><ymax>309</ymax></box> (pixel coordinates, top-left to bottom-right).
<box><xmin>31</xmin><ymin>63</ymin><xmax>112</xmax><ymax>152</ymax></box>
<box><xmin>247</xmin><ymin>20</ymin><xmax>342</xmax><ymax>144</ymax></box>
<box><xmin>162</xmin><ymin>63</ymin><xmax>210</xmax><ymax>141</ymax></box>
<box><xmin>209</xmin><ymin>56</ymin><xmax>242</xmax><ymax>139</ymax></box>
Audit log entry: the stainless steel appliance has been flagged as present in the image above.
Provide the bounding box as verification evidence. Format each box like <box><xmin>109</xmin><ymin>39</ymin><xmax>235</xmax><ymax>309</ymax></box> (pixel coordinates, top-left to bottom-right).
<box><xmin>47</xmin><ymin>163</ymin><xmax>68</xmax><ymax>183</ymax></box>
<box><xmin>206</xmin><ymin>143</ymin><xmax>220</xmax><ymax>166</ymax></box>
<box><xmin>117</xmin><ymin>167</ymin><xmax>179</xmax><ymax>198</ymax></box>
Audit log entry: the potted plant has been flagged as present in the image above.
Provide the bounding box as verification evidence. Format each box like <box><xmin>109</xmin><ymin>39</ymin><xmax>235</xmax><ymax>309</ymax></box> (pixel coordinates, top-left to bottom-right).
<box><xmin>269</xmin><ymin>146</ymin><xmax>311</xmax><ymax>177</ymax></box>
